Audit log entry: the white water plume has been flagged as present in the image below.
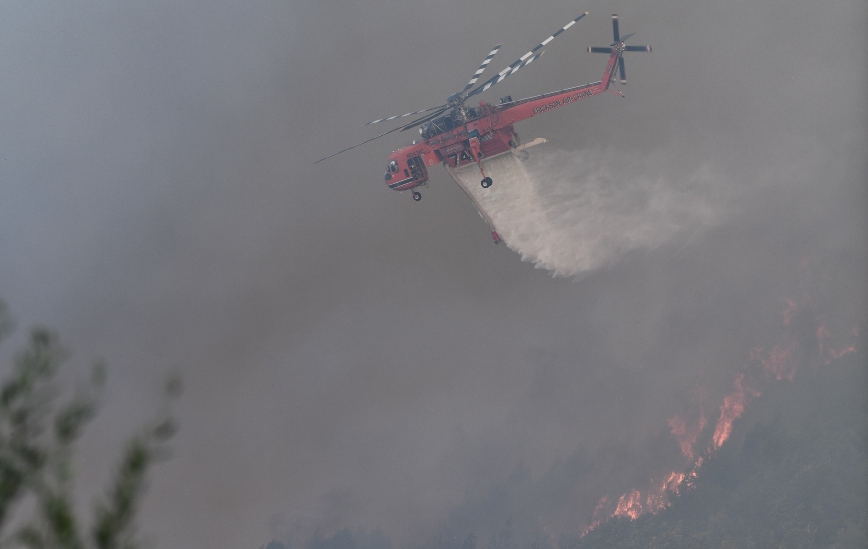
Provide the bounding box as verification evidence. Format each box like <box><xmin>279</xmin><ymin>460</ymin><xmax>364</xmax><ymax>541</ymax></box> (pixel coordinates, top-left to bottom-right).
<box><xmin>449</xmin><ymin>147</ymin><xmax>725</xmax><ymax>276</ymax></box>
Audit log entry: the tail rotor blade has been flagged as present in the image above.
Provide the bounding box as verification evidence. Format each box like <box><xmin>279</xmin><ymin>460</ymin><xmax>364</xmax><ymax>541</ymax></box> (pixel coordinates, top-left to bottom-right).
<box><xmin>587</xmin><ymin>15</ymin><xmax>651</xmax><ymax>86</ymax></box>
<box><xmin>461</xmin><ymin>45</ymin><xmax>501</xmax><ymax>94</ymax></box>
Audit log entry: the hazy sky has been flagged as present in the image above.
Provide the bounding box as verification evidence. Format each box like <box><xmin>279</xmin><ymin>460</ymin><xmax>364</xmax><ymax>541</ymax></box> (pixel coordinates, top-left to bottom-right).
<box><xmin>1</xmin><ymin>0</ymin><xmax>865</xmax><ymax>547</ymax></box>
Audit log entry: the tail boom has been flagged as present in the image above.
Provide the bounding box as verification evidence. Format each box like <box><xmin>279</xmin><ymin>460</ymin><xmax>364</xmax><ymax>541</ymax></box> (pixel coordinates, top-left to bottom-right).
<box><xmin>492</xmin><ymin>44</ymin><xmax>624</xmax><ymax>125</ymax></box>
<box><xmin>494</xmin><ymin>80</ymin><xmax>606</xmax><ymax>125</ymax></box>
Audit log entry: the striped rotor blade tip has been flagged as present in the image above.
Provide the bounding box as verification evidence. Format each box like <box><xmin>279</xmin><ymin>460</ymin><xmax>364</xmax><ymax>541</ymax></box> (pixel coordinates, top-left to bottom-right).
<box><xmin>467</xmin><ymin>11</ymin><xmax>586</xmax><ymax>98</ymax></box>
<box><xmin>480</xmin><ymin>51</ymin><xmax>542</xmax><ymax>92</ymax></box>
<box><xmin>462</xmin><ymin>45</ymin><xmax>502</xmax><ymax>92</ymax></box>
<box><xmin>531</xmin><ymin>11</ymin><xmax>588</xmax><ymax>55</ymax></box>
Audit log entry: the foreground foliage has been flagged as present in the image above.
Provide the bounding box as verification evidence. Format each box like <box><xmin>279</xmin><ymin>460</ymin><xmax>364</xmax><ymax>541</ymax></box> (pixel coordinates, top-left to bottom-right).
<box><xmin>0</xmin><ymin>300</ymin><xmax>177</xmax><ymax>549</ymax></box>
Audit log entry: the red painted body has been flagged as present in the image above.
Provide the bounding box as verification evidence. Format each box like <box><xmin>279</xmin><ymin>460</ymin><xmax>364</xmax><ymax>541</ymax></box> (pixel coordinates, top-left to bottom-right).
<box><xmin>382</xmin><ymin>49</ymin><xmax>621</xmax><ymax>193</ymax></box>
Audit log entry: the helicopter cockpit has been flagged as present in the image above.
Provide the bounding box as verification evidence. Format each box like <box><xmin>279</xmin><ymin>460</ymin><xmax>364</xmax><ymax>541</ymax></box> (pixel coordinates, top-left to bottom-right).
<box><xmin>384</xmin><ymin>159</ymin><xmax>399</xmax><ymax>181</ymax></box>
<box><xmin>419</xmin><ymin>114</ymin><xmax>454</xmax><ymax>139</ymax></box>
<box><xmin>419</xmin><ymin>108</ymin><xmax>479</xmax><ymax>139</ymax></box>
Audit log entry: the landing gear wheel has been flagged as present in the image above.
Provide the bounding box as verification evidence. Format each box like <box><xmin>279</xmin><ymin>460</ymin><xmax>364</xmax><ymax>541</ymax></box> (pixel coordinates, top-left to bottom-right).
<box><xmin>412</xmin><ymin>191</ymin><xmax>422</xmax><ymax>202</ymax></box>
<box><xmin>481</xmin><ymin>177</ymin><xmax>493</xmax><ymax>189</ymax></box>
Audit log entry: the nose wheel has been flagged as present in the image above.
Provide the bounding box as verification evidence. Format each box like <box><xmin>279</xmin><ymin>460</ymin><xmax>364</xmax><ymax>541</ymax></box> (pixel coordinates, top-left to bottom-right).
<box><xmin>412</xmin><ymin>191</ymin><xmax>422</xmax><ymax>202</ymax></box>
<box><xmin>481</xmin><ymin>177</ymin><xmax>493</xmax><ymax>189</ymax></box>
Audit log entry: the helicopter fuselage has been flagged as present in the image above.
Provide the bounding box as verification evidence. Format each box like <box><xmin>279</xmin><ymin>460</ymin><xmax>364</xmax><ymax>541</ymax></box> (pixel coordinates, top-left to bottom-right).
<box><xmin>383</xmin><ymin>102</ymin><xmax>520</xmax><ymax>192</ymax></box>
<box><xmin>383</xmin><ymin>54</ymin><xmax>617</xmax><ymax>196</ymax></box>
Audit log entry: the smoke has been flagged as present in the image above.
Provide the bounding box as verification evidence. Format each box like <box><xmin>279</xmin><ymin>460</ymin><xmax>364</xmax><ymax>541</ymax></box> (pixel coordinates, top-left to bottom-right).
<box><xmin>1</xmin><ymin>0</ymin><xmax>865</xmax><ymax>547</ymax></box>
<box><xmin>448</xmin><ymin>147</ymin><xmax>725</xmax><ymax>276</ymax></box>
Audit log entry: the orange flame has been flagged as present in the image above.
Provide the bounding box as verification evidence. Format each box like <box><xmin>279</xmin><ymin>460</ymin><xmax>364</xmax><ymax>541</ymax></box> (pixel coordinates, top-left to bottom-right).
<box><xmin>817</xmin><ymin>323</ymin><xmax>858</xmax><ymax>364</ymax></box>
<box><xmin>581</xmin><ymin>496</ymin><xmax>609</xmax><ymax>536</ymax></box>
<box><xmin>613</xmin><ymin>490</ymin><xmax>643</xmax><ymax>520</ymax></box>
<box><xmin>760</xmin><ymin>343</ymin><xmax>797</xmax><ymax>381</ymax></box>
<box><xmin>667</xmin><ymin>411</ymin><xmax>706</xmax><ymax>460</ymax></box>
<box><xmin>607</xmin><ymin>470</ymin><xmax>687</xmax><ymax>523</ymax></box>
<box><xmin>662</xmin><ymin>471</ymin><xmax>685</xmax><ymax>494</ymax></box>
<box><xmin>712</xmin><ymin>373</ymin><xmax>760</xmax><ymax>449</ymax></box>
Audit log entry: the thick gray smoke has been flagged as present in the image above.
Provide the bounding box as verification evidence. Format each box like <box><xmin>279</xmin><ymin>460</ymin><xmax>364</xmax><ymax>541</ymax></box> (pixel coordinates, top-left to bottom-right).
<box><xmin>0</xmin><ymin>0</ymin><xmax>864</xmax><ymax>547</ymax></box>
<box><xmin>449</xmin><ymin>147</ymin><xmax>724</xmax><ymax>276</ymax></box>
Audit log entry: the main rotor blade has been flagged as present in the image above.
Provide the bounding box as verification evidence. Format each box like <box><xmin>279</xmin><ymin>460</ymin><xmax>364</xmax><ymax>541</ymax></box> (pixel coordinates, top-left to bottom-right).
<box><xmin>467</xmin><ymin>11</ymin><xmax>588</xmax><ymax>98</ymax></box>
<box><xmin>461</xmin><ymin>45</ymin><xmax>501</xmax><ymax>94</ymax></box>
<box><xmin>365</xmin><ymin>104</ymin><xmax>446</xmax><ymax>126</ymax></box>
<box><xmin>313</xmin><ymin>108</ymin><xmax>446</xmax><ymax>164</ymax></box>
<box><xmin>625</xmin><ymin>44</ymin><xmax>651</xmax><ymax>52</ymax></box>
<box><xmin>611</xmin><ymin>14</ymin><xmax>620</xmax><ymax>43</ymax></box>
<box><xmin>618</xmin><ymin>57</ymin><xmax>626</xmax><ymax>84</ymax></box>
<box><xmin>313</xmin><ymin>126</ymin><xmax>406</xmax><ymax>164</ymax></box>
<box><xmin>466</xmin><ymin>51</ymin><xmax>544</xmax><ymax>99</ymax></box>
<box><xmin>588</xmin><ymin>46</ymin><xmax>613</xmax><ymax>53</ymax></box>
<box><xmin>398</xmin><ymin>107</ymin><xmax>450</xmax><ymax>132</ymax></box>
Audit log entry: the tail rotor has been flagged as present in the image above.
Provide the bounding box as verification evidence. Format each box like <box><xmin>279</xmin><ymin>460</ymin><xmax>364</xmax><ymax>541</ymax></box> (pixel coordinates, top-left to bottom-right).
<box><xmin>587</xmin><ymin>14</ymin><xmax>651</xmax><ymax>84</ymax></box>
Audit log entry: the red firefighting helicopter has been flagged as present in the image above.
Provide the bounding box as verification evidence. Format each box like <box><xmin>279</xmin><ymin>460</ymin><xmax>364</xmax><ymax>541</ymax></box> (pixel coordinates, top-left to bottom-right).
<box><xmin>315</xmin><ymin>12</ymin><xmax>650</xmax><ymax>242</ymax></box>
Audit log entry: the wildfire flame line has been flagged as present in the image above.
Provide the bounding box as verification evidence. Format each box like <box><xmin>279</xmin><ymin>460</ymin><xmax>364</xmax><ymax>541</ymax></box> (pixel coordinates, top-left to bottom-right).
<box><xmin>582</xmin><ymin>294</ymin><xmax>860</xmax><ymax>536</ymax></box>
<box><xmin>711</xmin><ymin>372</ymin><xmax>761</xmax><ymax>450</ymax></box>
<box><xmin>667</xmin><ymin>410</ymin><xmax>706</xmax><ymax>461</ymax></box>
